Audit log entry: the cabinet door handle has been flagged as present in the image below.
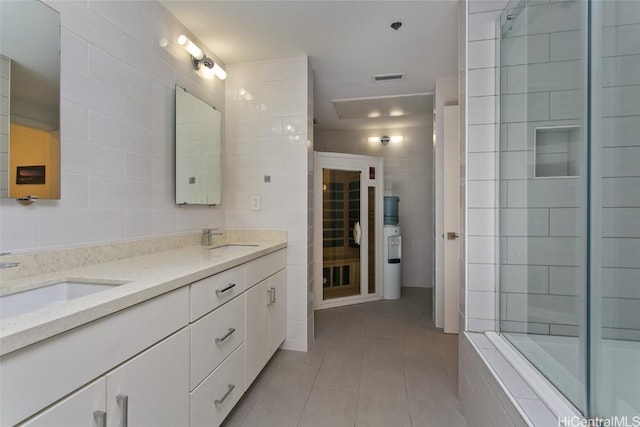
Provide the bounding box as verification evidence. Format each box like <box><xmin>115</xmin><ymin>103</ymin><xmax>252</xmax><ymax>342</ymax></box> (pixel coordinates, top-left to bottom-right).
<box><xmin>215</xmin><ymin>327</ymin><xmax>236</xmax><ymax>343</ymax></box>
<box><xmin>266</xmin><ymin>288</ymin><xmax>273</xmax><ymax>306</ymax></box>
<box><xmin>93</xmin><ymin>410</ymin><xmax>106</xmax><ymax>427</ymax></box>
<box><xmin>215</xmin><ymin>283</ymin><xmax>236</xmax><ymax>296</ymax></box>
<box><xmin>116</xmin><ymin>395</ymin><xmax>128</xmax><ymax>427</ymax></box>
<box><xmin>270</xmin><ymin>287</ymin><xmax>276</xmax><ymax>304</ymax></box>
<box><xmin>214</xmin><ymin>384</ymin><xmax>235</xmax><ymax>406</ymax></box>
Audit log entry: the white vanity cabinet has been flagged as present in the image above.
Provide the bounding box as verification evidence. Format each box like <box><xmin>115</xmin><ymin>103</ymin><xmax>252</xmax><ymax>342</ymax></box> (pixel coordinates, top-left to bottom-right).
<box><xmin>2</xmin><ymin>287</ymin><xmax>189</xmax><ymax>427</ymax></box>
<box><xmin>245</xmin><ymin>251</ymin><xmax>287</xmax><ymax>388</ymax></box>
<box><xmin>2</xmin><ymin>246</ymin><xmax>287</xmax><ymax>427</ymax></box>
<box><xmin>18</xmin><ymin>329</ymin><xmax>189</xmax><ymax>427</ymax></box>
<box><xmin>104</xmin><ymin>328</ymin><xmax>189</xmax><ymax>427</ymax></box>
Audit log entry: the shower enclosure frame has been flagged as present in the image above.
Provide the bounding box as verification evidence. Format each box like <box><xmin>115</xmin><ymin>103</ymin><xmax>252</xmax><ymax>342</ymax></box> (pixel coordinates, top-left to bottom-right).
<box><xmin>495</xmin><ymin>0</ymin><xmax>640</xmax><ymax>420</ymax></box>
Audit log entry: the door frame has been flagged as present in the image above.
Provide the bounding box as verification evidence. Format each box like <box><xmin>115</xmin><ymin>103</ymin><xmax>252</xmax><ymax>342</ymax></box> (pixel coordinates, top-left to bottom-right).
<box><xmin>313</xmin><ymin>152</ymin><xmax>384</xmax><ymax>310</ymax></box>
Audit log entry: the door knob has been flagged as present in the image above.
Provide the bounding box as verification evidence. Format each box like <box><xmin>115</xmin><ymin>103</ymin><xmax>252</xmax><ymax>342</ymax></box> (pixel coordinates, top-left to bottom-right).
<box><xmin>446</xmin><ymin>232</ymin><xmax>459</xmax><ymax>240</ymax></box>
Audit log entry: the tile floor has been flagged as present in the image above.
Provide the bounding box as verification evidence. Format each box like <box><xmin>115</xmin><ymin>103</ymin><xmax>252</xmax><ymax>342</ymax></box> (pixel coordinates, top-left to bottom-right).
<box><xmin>222</xmin><ymin>287</ymin><xmax>468</xmax><ymax>427</ymax></box>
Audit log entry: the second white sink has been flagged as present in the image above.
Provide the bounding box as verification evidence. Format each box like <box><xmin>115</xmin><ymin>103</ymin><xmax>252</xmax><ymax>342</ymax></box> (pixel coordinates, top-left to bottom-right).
<box><xmin>0</xmin><ymin>280</ymin><xmax>121</xmax><ymax>321</ymax></box>
<box><xmin>208</xmin><ymin>244</ymin><xmax>259</xmax><ymax>257</ymax></box>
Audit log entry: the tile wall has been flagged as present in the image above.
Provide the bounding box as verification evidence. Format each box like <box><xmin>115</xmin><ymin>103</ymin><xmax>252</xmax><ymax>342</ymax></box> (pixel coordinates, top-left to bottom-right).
<box><xmin>0</xmin><ymin>0</ymin><xmax>226</xmax><ymax>253</ymax></box>
<box><xmin>315</xmin><ymin>123</ymin><xmax>434</xmax><ymax>288</ymax></box>
<box><xmin>465</xmin><ymin>0</ymin><xmax>505</xmax><ymax>333</ymax></box>
<box><xmin>598</xmin><ymin>1</ymin><xmax>640</xmax><ymax>340</ymax></box>
<box><xmin>498</xmin><ymin>0</ymin><xmax>585</xmax><ymax>336</ymax></box>
<box><xmin>224</xmin><ymin>56</ymin><xmax>313</xmax><ymax>351</ymax></box>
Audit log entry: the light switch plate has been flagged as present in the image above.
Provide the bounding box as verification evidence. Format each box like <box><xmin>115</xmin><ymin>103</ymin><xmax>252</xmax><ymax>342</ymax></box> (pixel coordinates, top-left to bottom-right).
<box><xmin>250</xmin><ymin>195</ymin><xmax>261</xmax><ymax>211</ymax></box>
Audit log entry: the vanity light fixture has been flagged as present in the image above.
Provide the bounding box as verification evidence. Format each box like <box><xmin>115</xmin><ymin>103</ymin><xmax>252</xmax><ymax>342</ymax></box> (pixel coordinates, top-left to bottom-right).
<box><xmin>368</xmin><ymin>135</ymin><xmax>403</xmax><ymax>145</ymax></box>
<box><xmin>177</xmin><ymin>35</ymin><xmax>227</xmax><ymax>80</ymax></box>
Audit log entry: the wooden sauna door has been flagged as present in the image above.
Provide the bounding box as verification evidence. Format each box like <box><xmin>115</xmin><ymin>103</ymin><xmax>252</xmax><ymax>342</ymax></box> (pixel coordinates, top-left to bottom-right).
<box><xmin>314</xmin><ymin>152</ymin><xmax>383</xmax><ymax>310</ymax></box>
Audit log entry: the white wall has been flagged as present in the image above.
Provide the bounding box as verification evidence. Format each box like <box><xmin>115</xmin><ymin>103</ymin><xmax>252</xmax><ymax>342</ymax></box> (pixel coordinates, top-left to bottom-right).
<box><xmin>0</xmin><ymin>0</ymin><xmax>226</xmax><ymax>253</ymax></box>
<box><xmin>315</xmin><ymin>122</ymin><xmax>434</xmax><ymax>288</ymax></box>
<box><xmin>224</xmin><ymin>56</ymin><xmax>313</xmax><ymax>351</ymax></box>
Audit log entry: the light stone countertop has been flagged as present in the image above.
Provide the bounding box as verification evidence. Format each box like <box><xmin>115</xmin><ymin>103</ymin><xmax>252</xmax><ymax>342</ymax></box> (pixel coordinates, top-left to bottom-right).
<box><xmin>0</xmin><ymin>240</ymin><xmax>286</xmax><ymax>356</ymax></box>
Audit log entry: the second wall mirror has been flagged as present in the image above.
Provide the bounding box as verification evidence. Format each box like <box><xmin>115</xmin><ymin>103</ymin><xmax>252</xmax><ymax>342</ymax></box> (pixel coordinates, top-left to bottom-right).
<box><xmin>175</xmin><ymin>85</ymin><xmax>222</xmax><ymax>206</ymax></box>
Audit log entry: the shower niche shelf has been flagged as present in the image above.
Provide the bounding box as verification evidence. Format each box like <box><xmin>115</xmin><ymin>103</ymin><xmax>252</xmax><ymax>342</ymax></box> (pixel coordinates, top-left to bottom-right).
<box><xmin>534</xmin><ymin>125</ymin><xmax>581</xmax><ymax>178</ymax></box>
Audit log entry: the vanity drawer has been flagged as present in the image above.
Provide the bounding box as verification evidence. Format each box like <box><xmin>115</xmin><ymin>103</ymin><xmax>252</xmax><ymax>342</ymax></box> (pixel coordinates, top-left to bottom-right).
<box><xmin>190</xmin><ymin>343</ymin><xmax>245</xmax><ymax>427</ymax></box>
<box><xmin>190</xmin><ymin>294</ymin><xmax>245</xmax><ymax>390</ymax></box>
<box><xmin>245</xmin><ymin>249</ymin><xmax>286</xmax><ymax>289</ymax></box>
<box><xmin>190</xmin><ymin>264</ymin><xmax>246</xmax><ymax>321</ymax></box>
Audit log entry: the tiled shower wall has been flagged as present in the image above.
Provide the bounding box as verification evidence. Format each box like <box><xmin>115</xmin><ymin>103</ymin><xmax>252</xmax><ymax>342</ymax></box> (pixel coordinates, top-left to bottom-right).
<box><xmin>465</xmin><ymin>0</ymin><xmax>640</xmax><ymax>340</ymax></box>
<box><xmin>499</xmin><ymin>0</ymin><xmax>585</xmax><ymax>336</ymax></box>
<box><xmin>224</xmin><ymin>57</ymin><xmax>313</xmax><ymax>351</ymax></box>
<box><xmin>599</xmin><ymin>1</ymin><xmax>640</xmax><ymax>340</ymax></box>
<box><xmin>465</xmin><ymin>0</ymin><xmax>506</xmax><ymax>333</ymax></box>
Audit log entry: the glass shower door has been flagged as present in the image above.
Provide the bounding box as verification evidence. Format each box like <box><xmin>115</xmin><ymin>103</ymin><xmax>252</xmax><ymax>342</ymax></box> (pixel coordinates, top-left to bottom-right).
<box><xmin>498</xmin><ymin>0</ymin><xmax>588</xmax><ymax>413</ymax></box>
<box><xmin>590</xmin><ymin>0</ymin><xmax>640</xmax><ymax>418</ymax></box>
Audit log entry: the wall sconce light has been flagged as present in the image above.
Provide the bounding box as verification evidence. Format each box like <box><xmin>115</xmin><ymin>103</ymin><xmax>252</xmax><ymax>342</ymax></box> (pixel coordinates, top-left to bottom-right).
<box><xmin>368</xmin><ymin>135</ymin><xmax>403</xmax><ymax>145</ymax></box>
<box><xmin>177</xmin><ymin>35</ymin><xmax>227</xmax><ymax>80</ymax></box>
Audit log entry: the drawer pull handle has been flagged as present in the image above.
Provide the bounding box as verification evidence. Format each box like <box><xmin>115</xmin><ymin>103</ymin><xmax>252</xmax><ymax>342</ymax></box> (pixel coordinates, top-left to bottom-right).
<box><xmin>215</xmin><ymin>384</ymin><xmax>235</xmax><ymax>406</ymax></box>
<box><xmin>215</xmin><ymin>327</ymin><xmax>236</xmax><ymax>343</ymax></box>
<box><xmin>215</xmin><ymin>283</ymin><xmax>236</xmax><ymax>296</ymax></box>
<box><xmin>93</xmin><ymin>411</ymin><xmax>106</xmax><ymax>427</ymax></box>
<box><xmin>116</xmin><ymin>395</ymin><xmax>128</xmax><ymax>427</ymax></box>
<box><xmin>267</xmin><ymin>287</ymin><xmax>276</xmax><ymax>305</ymax></box>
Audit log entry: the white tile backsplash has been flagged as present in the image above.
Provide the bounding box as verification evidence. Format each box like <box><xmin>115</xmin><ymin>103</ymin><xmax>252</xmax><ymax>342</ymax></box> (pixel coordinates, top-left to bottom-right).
<box><xmin>1</xmin><ymin>1</ymin><xmax>227</xmax><ymax>253</ymax></box>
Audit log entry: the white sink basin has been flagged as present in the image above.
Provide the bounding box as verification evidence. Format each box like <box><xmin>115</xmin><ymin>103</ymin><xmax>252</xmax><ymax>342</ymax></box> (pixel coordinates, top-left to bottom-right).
<box><xmin>208</xmin><ymin>244</ymin><xmax>259</xmax><ymax>256</ymax></box>
<box><xmin>0</xmin><ymin>281</ymin><xmax>121</xmax><ymax>321</ymax></box>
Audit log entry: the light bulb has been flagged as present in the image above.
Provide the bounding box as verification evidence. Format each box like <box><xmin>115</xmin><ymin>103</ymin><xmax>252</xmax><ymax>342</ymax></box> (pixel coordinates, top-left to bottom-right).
<box><xmin>177</xmin><ymin>34</ymin><xmax>204</xmax><ymax>60</ymax></box>
<box><xmin>212</xmin><ymin>63</ymin><xmax>227</xmax><ymax>80</ymax></box>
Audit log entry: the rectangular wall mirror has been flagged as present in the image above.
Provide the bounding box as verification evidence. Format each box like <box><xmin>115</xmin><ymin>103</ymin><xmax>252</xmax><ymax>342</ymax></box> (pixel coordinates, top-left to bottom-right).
<box><xmin>175</xmin><ymin>86</ymin><xmax>222</xmax><ymax>206</ymax></box>
<box><xmin>0</xmin><ymin>0</ymin><xmax>61</xmax><ymax>201</ymax></box>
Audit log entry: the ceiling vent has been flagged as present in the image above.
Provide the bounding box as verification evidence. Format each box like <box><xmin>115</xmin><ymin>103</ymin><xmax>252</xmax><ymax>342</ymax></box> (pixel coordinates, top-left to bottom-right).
<box><xmin>372</xmin><ymin>73</ymin><xmax>404</xmax><ymax>83</ymax></box>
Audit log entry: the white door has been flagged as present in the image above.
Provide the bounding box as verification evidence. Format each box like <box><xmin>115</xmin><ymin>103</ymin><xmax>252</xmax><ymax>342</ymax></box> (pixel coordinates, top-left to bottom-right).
<box><xmin>314</xmin><ymin>152</ymin><xmax>384</xmax><ymax>310</ymax></box>
<box><xmin>245</xmin><ymin>280</ymin><xmax>269</xmax><ymax>388</ymax></box>
<box><xmin>443</xmin><ymin>105</ymin><xmax>460</xmax><ymax>334</ymax></box>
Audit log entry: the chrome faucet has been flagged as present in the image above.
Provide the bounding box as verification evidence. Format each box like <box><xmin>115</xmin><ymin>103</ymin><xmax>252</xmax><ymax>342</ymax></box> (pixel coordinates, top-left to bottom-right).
<box><xmin>202</xmin><ymin>228</ymin><xmax>224</xmax><ymax>246</ymax></box>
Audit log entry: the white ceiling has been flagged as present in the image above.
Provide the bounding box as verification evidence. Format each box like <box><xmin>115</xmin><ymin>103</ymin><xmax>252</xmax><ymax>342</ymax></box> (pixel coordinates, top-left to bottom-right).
<box><xmin>161</xmin><ymin>1</ymin><xmax>459</xmax><ymax>132</ymax></box>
